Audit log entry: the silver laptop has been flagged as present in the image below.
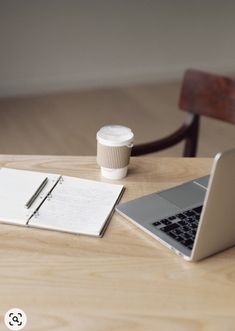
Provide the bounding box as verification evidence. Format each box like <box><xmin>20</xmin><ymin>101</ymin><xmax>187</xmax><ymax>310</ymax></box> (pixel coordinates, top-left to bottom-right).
<box><xmin>116</xmin><ymin>149</ymin><xmax>235</xmax><ymax>261</ymax></box>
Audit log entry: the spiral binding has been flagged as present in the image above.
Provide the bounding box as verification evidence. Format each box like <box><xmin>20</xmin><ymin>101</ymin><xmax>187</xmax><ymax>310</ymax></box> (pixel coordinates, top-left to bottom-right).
<box><xmin>33</xmin><ymin>210</ymin><xmax>40</xmax><ymax>218</ymax></box>
<box><xmin>29</xmin><ymin>175</ymin><xmax>63</xmax><ymax>218</ymax></box>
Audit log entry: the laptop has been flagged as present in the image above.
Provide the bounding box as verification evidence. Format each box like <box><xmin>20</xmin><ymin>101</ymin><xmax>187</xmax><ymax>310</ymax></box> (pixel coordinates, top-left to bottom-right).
<box><xmin>116</xmin><ymin>149</ymin><xmax>235</xmax><ymax>261</ymax></box>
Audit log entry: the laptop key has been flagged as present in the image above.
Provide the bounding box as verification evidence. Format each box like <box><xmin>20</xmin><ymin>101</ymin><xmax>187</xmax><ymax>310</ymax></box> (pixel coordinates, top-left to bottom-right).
<box><xmin>176</xmin><ymin>213</ymin><xmax>186</xmax><ymax>219</ymax></box>
<box><xmin>193</xmin><ymin>206</ymin><xmax>203</xmax><ymax>213</ymax></box>
<box><xmin>188</xmin><ymin>222</ymin><xmax>197</xmax><ymax>228</ymax></box>
<box><xmin>168</xmin><ymin>216</ymin><xmax>176</xmax><ymax>220</ymax></box>
<box><xmin>153</xmin><ymin>221</ymin><xmax>161</xmax><ymax>226</ymax></box>
<box><xmin>191</xmin><ymin>224</ymin><xmax>198</xmax><ymax>229</ymax></box>
<box><xmin>182</xmin><ymin>226</ymin><xmax>190</xmax><ymax>232</ymax></box>
<box><xmin>184</xmin><ymin>210</ymin><xmax>195</xmax><ymax>217</ymax></box>
<box><xmin>179</xmin><ymin>220</ymin><xmax>187</xmax><ymax>226</ymax></box>
<box><xmin>188</xmin><ymin>230</ymin><xmax>197</xmax><ymax>237</ymax></box>
<box><xmin>160</xmin><ymin>223</ymin><xmax>179</xmax><ymax>232</ymax></box>
<box><xmin>168</xmin><ymin>231</ymin><xmax>177</xmax><ymax>239</ymax></box>
<box><xmin>182</xmin><ymin>239</ymin><xmax>194</xmax><ymax>247</ymax></box>
<box><xmin>161</xmin><ymin>219</ymin><xmax>172</xmax><ymax>225</ymax></box>
<box><xmin>175</xmin><ymin>235</ymin><xmax>184</xmax><ymax>242</ymax></box>
<box><xmin>174</xmin><ymin>228</ymin><xmax>183</xmax><ymax>235</ymax></box>
<box><xmin>183</xmin><ymin>233</ymin><xmax>191</xmax><ymax>239</ymax></box>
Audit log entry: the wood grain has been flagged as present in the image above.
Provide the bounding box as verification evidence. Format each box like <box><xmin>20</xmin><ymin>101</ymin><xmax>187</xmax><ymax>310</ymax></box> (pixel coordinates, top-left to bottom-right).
<box><xmin>0</xmin><ymin>155</ymin><xmax>234</xmax><ymax>331</ymax></box>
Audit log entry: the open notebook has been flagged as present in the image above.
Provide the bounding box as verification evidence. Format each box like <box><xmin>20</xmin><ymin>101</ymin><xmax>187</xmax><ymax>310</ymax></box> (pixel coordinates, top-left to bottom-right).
<box><xmin>0</xmin><ymin>168</ymin><xmax>124</xmax><ymax>236</ymax></box>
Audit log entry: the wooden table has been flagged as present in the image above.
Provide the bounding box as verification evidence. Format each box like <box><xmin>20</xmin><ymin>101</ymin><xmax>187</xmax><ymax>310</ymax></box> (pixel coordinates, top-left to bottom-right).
<box><xmin>0</xmin><ymin>155</ymin><xmax>234</xmax><ymax>331</ymax></box>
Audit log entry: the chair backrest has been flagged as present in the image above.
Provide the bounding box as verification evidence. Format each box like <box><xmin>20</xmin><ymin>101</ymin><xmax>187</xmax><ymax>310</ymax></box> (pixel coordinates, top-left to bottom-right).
<box><xmin>179</xmin><ymin>69</ymin><xmax>235</xmax><ymax>124</ymax></box>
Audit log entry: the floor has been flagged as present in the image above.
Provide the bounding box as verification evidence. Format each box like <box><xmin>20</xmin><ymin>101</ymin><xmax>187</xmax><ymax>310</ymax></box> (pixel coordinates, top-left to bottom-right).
<box><xmin>0</xmin><ymin>81</ymin><xmax>235</xmax><ymax>157</ymax></box>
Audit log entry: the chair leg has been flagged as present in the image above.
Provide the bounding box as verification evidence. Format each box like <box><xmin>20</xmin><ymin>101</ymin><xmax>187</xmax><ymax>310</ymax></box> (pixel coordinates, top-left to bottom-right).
<box><xmin>183</xmin><ymin>115</ymin><xmax>200</xmax><ymax>157</ymax></box>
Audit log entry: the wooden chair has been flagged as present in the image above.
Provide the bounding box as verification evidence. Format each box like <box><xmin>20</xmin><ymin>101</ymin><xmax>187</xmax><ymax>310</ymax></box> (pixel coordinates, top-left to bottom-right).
<box><xmin>132</xmin><ymin>69</ymin><xmax>235</xmax><ymax>157</ymax></box>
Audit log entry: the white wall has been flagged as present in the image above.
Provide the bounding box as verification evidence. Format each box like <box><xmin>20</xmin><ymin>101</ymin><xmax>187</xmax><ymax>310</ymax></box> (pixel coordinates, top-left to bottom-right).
<box><xmin>0</xmin><ymin>0</ymin><xmax>235</xmax><ymax>97</ymax></box>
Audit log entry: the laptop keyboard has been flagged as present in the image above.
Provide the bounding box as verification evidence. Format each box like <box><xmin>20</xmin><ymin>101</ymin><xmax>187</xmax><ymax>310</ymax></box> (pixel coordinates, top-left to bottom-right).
<box><xmin>152</xmin><ymin>205</ymin><xmax>203</xmax><ymax>250</ymax></box>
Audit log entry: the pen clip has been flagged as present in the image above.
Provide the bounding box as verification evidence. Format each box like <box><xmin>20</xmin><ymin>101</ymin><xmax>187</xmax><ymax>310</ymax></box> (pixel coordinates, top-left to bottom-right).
<box><xmin>25</xmin><ymin>177</ymin><xmax>48</xmax><ymax>209</ymax></box>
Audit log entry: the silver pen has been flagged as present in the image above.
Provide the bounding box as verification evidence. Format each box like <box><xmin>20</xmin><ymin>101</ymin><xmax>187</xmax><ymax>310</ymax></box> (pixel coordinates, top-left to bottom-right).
<box><xmin>25</xmin><ymin>177</ymin><xmax>49</xmax><ymax>209</ymax></box>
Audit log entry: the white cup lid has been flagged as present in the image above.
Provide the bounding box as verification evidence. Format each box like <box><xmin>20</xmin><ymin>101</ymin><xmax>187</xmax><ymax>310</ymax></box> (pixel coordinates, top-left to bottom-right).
<box><xmin>96</xmin><ymin>125</ymin><xmax>134</xmax><ymax>146</ymax></box>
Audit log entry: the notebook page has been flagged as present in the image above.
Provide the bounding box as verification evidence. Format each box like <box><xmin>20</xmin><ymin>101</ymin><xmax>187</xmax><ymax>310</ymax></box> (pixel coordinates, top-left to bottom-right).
<box><xmin>0</xmin><ymin>168</ymin><xmax>60</xmax><ymax>225</ymax></box>
<box><xmin>28</xmin><ymin>176</ymin><xmax>124</xmax><ymax>235</ymax></box>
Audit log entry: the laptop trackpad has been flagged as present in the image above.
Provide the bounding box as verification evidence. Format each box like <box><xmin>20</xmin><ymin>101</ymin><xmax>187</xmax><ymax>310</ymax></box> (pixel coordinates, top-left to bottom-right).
<box><xmin>159</xmin><ymin>182</ymin><xmax>206</xmax><ymax>209</ymax></box>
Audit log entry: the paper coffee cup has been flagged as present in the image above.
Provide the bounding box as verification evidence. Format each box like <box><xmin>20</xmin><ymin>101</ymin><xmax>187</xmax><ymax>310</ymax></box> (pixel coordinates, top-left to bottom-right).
<box><xmin>96</xmin><ymin>125</ymin><xmax>134</xmax><ymax>180</ymax></box>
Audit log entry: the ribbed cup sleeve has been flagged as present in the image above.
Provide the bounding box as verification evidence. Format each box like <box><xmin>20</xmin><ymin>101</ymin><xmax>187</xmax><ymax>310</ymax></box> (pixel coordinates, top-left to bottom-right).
<box><xmin>97</xmin><ymin>143</ymin><xmax>131</xmax><ymax>169</ymax></box>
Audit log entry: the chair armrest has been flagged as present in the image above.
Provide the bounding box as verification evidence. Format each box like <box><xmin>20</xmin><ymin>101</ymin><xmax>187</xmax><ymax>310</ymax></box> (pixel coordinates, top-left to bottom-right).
<box><xmin>131</xmin><ymin>113</ymin><xmax>198</xmax><ymax>156</ymax></box>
